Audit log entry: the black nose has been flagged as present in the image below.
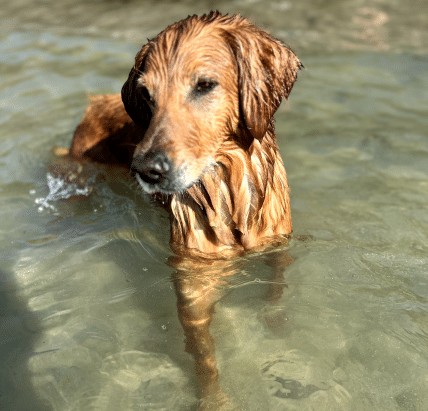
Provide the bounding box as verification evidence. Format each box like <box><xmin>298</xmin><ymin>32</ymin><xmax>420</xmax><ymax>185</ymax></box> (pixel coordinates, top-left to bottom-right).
<box><xmin>131</xmin><ymin>150</ymin><xmax>171</xmax><ymax>185</ymax></box>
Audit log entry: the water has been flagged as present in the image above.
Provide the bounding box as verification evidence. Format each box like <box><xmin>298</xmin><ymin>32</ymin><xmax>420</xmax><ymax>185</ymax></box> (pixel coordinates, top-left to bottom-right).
<box><xmin>1</xmin><ymin>1</ymin><xmax>428</xmax><ymax>410</ymax></box>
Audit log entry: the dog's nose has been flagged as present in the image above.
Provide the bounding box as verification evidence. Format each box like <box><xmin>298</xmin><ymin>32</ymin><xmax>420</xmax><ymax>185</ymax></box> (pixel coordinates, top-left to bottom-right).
<box><xmin>131</xmin><ymin>150</ymin><xmax>171</xmax><ymax>185</ymax></box>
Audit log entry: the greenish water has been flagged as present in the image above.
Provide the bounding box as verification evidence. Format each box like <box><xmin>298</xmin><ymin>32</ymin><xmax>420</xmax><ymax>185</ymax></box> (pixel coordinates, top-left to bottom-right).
<box><xmin>1</xmin><ymin>1</ymin><xmax>428</xmax><ymax>410</ymax></box>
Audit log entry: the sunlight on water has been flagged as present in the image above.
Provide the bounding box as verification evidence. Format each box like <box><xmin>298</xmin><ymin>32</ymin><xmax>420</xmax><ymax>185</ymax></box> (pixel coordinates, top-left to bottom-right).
<box><xmin>1</xmin><ymin>1</ymin><xmax>428</xmax><ymax>410</ymax></box>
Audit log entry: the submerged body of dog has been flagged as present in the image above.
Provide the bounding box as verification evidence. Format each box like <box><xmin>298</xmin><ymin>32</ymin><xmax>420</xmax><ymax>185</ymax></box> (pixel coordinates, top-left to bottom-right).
<box><xmin>65</xmin><ymin>11</ymin><xmax>302</xmax><ymax>409</ymax></box>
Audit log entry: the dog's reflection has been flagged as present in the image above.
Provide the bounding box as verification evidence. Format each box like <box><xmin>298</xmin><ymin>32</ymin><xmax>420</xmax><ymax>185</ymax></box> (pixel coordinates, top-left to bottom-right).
<box><xmin>169</xmin><ymin>246</ymin><xmax>294</xmax><ymax>409</ymax></box>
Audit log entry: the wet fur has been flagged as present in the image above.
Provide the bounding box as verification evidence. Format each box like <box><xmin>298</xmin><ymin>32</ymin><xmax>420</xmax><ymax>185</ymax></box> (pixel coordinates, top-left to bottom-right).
<box><xmin>66</xmin><ymin>12</ymin><xmax>303</xmax><ymax>406</ymax></box>
<box><xmin>70</xmin><ymin>12</ymin><xmax>302</xmax><ymax>256</ymax></box>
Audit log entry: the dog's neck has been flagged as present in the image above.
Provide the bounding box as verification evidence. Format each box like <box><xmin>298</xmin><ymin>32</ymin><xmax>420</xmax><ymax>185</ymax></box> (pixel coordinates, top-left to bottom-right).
<box><xmin>168</xmin><ymin>129</ymin><xmax>292</xmax><ymax>256</ymax></box>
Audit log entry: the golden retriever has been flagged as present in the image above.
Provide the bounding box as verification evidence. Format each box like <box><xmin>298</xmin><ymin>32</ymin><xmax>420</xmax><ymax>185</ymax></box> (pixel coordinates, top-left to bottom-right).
<box><xmin>61</xmin><ymin>11</ymin><xmax>302</xmax><ymax>408</ymax></box>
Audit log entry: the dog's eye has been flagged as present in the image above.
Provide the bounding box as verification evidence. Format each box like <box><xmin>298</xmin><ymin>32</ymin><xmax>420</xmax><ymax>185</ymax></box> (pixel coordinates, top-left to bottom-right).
<box><xmin>195</xmin><ymin>79</ymin><xmax>218</xmax><ymax>96</ymax></box>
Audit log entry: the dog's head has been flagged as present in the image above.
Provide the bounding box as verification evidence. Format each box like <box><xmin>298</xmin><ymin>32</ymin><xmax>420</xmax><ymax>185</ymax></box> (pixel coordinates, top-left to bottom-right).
<box><xmin>122</xmin><ymin>11</ymin><xmax>302</xmax><ymax>194</ymax></box>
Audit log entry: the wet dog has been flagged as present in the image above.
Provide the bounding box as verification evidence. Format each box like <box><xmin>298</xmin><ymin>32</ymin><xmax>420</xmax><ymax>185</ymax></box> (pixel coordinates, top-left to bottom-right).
<box><xmin>69</xmin><ymin>11</ymin><xmax>302</xmax><ymax>256</ymax></box>
<box><xmin>64</xmin><ymin>11</ymin><xmax>302</xmax><ymax>408</ymax></box>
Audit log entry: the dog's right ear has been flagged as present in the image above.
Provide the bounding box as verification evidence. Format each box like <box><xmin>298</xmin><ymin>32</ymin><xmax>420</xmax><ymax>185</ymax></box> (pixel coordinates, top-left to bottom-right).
<box><xmin>223</xmin><ymin>18</ymin><xmax>303</xmax><ymax>142</ymax></box>
<box><xmin>121</xmin><ymin>43</ymin><xmax>152</xmax><ymax>129</ymax></box>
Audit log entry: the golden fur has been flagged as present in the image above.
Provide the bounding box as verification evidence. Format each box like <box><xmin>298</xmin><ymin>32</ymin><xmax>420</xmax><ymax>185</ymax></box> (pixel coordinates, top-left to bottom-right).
<box><xmin>70</xmin><ymin>12</ymin><xmax>302</xmax><ymax>257</ymax></box>
<box><xmin>65</xmin><ymin>12</ymin><xmax>302</xmax><ymax>406</ymax></box>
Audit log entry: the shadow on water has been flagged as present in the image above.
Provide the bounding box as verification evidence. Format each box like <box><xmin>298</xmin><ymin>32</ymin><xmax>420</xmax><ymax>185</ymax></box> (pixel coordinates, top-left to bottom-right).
<box><xmin>0</xmin><ymin>269</ymin><xmax>53</xmax><ymax>411</ymax></box>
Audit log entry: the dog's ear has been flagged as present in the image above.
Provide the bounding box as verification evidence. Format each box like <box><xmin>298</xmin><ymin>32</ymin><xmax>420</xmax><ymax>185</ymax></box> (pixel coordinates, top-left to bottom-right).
<box><xmin>224</xmin><ymin>21</ymin><xmax>303</xmax><ymax>141</ymax></box>
<box><xmin>121</xmin><ymin>43</ymin><xmax>152</xmax><ymax>130</ymax></box>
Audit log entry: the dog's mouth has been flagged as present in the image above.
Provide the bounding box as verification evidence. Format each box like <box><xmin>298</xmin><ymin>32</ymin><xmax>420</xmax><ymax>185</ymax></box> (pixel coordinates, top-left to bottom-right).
<box><xmin>130</xmin><ymin>150</ymin><xmax>188</xmax><ymax>194</ymax></box>
<box><xmin>133</xmin><ymin>171</ymin><xmax>179</xmax><ymax>195</ymax></box>
<box><xmin>132</xmin><ymin>160</ymin><xmax>216</xmax><ymax>195</ymax></box>
<box><xmin>132</xmin><ymin>164</ymin><xmax>198</xmax><ymax>195</ymax></box>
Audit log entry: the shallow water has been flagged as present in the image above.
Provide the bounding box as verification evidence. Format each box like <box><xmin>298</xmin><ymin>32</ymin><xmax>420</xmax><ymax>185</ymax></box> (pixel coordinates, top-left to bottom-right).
<box><xmin>1</xmin><ymin>1</ymin><xmax>428</xmax><ymax>410</ymax></box>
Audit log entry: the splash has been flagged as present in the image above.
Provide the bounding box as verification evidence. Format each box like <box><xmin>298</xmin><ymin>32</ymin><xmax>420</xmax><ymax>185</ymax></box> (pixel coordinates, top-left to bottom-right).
<box><xmin>35</xmin><ymin>172</ymin><xmax>93</xmax><ymax>212</ymax></box>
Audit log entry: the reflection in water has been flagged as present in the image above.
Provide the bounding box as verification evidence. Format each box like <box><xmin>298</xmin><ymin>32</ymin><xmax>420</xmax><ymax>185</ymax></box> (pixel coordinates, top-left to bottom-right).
<box><xmin>169</xmin><ymin>246</ymin><xmax>294</xmax><ymax>409</ymax></box>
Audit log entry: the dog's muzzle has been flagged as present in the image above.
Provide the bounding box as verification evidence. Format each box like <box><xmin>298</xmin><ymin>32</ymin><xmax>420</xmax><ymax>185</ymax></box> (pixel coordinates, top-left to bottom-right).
<box><xmin>131</xmin><ymin>150</ymin><xmax>179</xmax><ymax>194</ymax></box>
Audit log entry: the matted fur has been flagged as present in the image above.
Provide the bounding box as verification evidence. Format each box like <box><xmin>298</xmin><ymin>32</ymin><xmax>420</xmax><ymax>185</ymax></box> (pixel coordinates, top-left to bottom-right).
<box><xmin>70</xmin><ymin>11</ymin><xmax>302</xmax><ymax>256</ymax></box>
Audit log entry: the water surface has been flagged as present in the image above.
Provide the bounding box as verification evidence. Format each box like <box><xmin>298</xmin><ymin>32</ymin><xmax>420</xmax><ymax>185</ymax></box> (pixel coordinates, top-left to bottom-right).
<box><xmin>1</xmin><ymin>1</ymin><xmax>428</xmax><ymax>410</ymax></box>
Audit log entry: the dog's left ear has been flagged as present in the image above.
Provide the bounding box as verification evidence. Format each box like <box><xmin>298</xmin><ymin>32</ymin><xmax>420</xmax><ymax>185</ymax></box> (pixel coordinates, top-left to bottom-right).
<box><xmin>121</xmin><ymin>43</ymin><xmax>152</xmax><ymax>130</ymax></box>
<box><xmin>224</xmin><ymin>21</ymin><xmax>303</xmax><ymax>141</ymax></box>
